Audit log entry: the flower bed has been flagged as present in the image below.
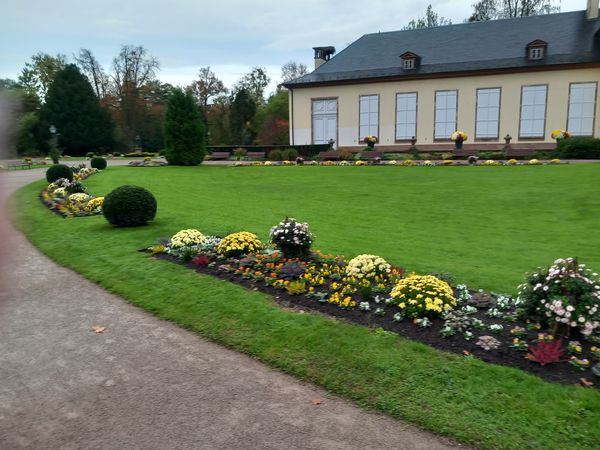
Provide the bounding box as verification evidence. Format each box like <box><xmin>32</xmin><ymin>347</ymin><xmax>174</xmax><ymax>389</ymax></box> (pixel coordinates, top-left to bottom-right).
<box><xmin>40</xmin><ymin>167</ymin><xmax>103</xmax><ymax>217</ymax></box>
<box><xmin>128</xmin><ymin>157</ymin><xmax>167</xmax><ymax>167</ymax></box>
<box><xmin>147</xmin><ymin>225</ymin><xmax>600</xmax><ymax>387</ymax></box>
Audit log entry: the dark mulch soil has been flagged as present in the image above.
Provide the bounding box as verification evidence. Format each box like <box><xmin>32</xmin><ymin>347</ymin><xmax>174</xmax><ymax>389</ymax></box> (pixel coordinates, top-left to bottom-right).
<box><xmin>152</xmin><ymin>252</ymin><xmax>599</xmax><ymax>389</ymax></box>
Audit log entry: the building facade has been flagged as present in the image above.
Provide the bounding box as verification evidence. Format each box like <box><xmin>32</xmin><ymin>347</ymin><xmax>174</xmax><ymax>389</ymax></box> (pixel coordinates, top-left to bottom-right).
<box><xmin>285</xmin><ymin>4</ymin><xmax>600</xmax><ymax>152</ymax></box>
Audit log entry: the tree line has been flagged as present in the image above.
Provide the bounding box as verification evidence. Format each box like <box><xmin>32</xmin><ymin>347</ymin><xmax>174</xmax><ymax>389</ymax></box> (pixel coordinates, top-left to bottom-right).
<box><xmin>1</xmin><ymin>46</ymin><xmax>307</xmax><ymax>156</ymax></box>
<box><xmin>1</xmin><ymin>0</ymin><xmax>559</xmax><ymax>156</ymax></box>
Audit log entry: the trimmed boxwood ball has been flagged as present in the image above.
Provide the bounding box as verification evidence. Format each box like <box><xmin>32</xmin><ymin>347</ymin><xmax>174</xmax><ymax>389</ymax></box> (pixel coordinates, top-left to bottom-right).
<box><xmin>90</xmin><ymin>157</ymin><xmax>107</xmax><ymax>170</ymax></box>
<box><xmin>103</xmin><ymin>185</ymin><xmax>157</xmax><ymax>227</ymax></box>
<box><xmin>46</xmin><ymin>164</ymin><xmax>73</xmax><ymax>183</ymax></box>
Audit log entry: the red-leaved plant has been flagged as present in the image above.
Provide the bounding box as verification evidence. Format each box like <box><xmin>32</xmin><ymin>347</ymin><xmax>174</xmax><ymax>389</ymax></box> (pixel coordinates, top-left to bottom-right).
<box><xmin>525</xmin><ymin>339</ymin><xmax>566</xmax><ymax>366</ymax></box>
<box><xmin>192</xmin><ymin>255</ymin><xmax>210</xmax><ymax>267</ymax></box>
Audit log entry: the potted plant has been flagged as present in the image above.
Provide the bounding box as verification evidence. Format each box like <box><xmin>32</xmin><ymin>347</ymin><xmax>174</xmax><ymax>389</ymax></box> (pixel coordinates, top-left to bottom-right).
<box><xmin>451</xmin><ymin>131</ymin><xmax>468</xmax><ymax>149</ymax></box>
<box><xmin>551</xmin><ymin>129</ymin><xmax>570</xmax><ymax>142</ymax></box>
<box><xmin>363</xmin><ymin>135</ymin><xmax>378</xmax><ymax>150</ymax></box>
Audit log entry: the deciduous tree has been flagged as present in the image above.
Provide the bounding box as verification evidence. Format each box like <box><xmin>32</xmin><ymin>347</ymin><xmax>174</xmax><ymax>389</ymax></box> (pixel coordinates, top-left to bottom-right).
<box><xmin>75</xmin><ymin>48</ymin><xmax>109</xmax><ymax>98</ymax></box>
<box><xmin>189</xmin><ymin>66</ymin><xmax>227</xmax><ymax>110</ymax></box>
<box><xmin>18</xmin><ymin>52</ymin><xmax>66</xmax><ymax>103</ymax></box>
<box><xmin>404</xmin><ymin>4</ymin><xmax>452</xmax><ymax>29</ymax></box>
<box><xmin>111</xmin><ymin>45</ymin><xmax>160</xmax><ymax>147</ymax></box>
<box><xmin>281</xmin><ymin>61</ymin><xmax>308</xmax><ymax>83</ymax></box>
<box><xmin>233</xmin><ymin>67</ymin><xmax>270</xmax><ymax>104</ymax></box>
<box><xmin>468</xmin><ymin>0</ymin><xmax>559</xmax><ymax>21</ymax></box>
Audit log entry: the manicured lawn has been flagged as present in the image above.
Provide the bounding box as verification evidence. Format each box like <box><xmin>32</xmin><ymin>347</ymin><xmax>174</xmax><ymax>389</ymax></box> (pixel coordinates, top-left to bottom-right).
<box><xmin>11</xmin><ymin>164</ymin><xmax>600</xmax><ymax>450</ymax></box>
<box><xmin>84</xmin><ymin>165</ymin><xmax>599</xmax><ymax>292</ymax></box>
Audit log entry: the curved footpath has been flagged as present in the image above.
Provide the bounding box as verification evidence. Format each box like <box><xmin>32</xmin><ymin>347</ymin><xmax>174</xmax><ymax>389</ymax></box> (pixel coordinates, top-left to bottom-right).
<box><xmin>0</xmin><ymin>164</ymin><xmax>463</xmax><ymax>450</ymax></box>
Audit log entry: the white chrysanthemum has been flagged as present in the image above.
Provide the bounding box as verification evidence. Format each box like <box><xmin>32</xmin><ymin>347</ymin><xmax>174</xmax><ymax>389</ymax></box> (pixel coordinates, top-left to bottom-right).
<box><xmin>346</xmin><ymin>254</ymin><xmax>391</xmax><ymax>280</ymax></box>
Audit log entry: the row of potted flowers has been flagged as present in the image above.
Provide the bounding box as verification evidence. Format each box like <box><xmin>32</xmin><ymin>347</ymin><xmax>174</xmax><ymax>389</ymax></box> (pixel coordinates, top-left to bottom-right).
<box><xmin>233</xmin><ymin>158</ymin><xmax>562</xmax><ymax>167</ymax></box>
<box><xmin>147</xmin><ymin>219</ymin><xmax>600</xmax><ymax>384</ymax></box>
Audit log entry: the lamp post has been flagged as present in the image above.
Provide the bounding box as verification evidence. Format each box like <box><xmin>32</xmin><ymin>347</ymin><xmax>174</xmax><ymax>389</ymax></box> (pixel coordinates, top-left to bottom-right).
<box><xmin>49</xmin><ymin>125</ymin><xmax>59</xmax><ymax>163</ymax></box>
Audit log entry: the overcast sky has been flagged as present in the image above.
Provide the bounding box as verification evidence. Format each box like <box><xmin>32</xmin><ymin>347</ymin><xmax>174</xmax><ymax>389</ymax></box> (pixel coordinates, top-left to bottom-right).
<box><xmin>0</xmin><ymin>0</ymin><xmax>584</xmax><ymax>95</ymax></box>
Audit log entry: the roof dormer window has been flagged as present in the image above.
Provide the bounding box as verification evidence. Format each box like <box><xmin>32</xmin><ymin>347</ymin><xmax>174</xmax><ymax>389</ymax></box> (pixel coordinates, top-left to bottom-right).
<box><xmin>400</xmin><ymin>51</ymin><xmax>419</xmax><ymax>71</ymax></box>
<box><xmin>529</xmin><ymin>47</ymin><xmax>544</xmax><ymax>59</ymax></box>
<box><xmin>526</xmin><ymin>40</ymin><xmax>547</xmax><ymax>61</ymax></box>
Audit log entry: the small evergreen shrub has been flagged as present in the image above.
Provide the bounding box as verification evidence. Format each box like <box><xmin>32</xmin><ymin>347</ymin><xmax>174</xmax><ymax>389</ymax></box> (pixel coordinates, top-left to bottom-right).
<box><xmin>46</xmin><ymin>164</ymin><xmax>73</xmax><ymax>183</ymax></box>
<box><xmin>281</xmin><ymin>148</ymin><xmax>298</xmax><ymax>161</ymax></box>
<box><xmin>90</xmin><ymin>157</ymin><xmax>107</xmax><ymax>170</ymax></box>
<box><xmin>233</xmin><ymin>147</ymin><xmax>248</xmax><ymax>160</ymax></box>
<box><xmin>339</xmin><ymin>150</ymin><xmax>355</xmax><ymax>161</ymax></box>
<box><xmin>102</xmin><ymin>185</ymin><xmax>157</xmax><ymax>227</ymax></box>
<box><xmin>164</xmin><ymin>88</ymin><xmax>206</xmax><ymax>166</ymax></box>
<box><xmin>267</xmin><ymin>149</ymin><xmax>283</xmax><ymax>161</ymax></box>
<box><xmin>553</xmin><ymin>137</ymin><xmax>600</xmax><ymax>159</ymax></box>
<box><xmin>86</xmin><ymin>152</ymin><xmax>96</xmax><ymax>158</ymax></box>
<box><xmin>49</xmin><ymin>147</ymin><xmax>61</xmax><ymax>164</ymax></box>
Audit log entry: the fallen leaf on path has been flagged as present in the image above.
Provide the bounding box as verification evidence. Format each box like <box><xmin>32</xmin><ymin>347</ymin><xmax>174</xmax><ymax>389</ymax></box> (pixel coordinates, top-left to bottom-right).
<box><xmin>580</xmin><ymin>378</ymin><xmax>594</xmax><ymax>387</ymax></box>
<box><xmin>91</xmin><ymin>325</ymin><xmax>106</xmax><ymax>333</ymax></box>
<box><xmin>311</xmin><ymin>399</ymin><xmax>323</xmax><ymax>405</ymax></box>
<box><xmin>463</xmin><ymin>350</ymin><xmax>472</xmax><ymax>356</ymax></box>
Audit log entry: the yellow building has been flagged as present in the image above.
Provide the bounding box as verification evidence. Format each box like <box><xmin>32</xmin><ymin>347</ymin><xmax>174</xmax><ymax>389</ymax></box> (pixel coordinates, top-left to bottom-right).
<box><xmin>284</xmin><ymin>3</ymin><xmax>600</xmax><ymax>154</ymax></box>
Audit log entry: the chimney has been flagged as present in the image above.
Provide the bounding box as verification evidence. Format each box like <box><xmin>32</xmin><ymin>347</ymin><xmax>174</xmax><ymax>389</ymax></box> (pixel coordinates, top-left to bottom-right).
<box><xmin>588</xmin><ymin>0</ymin><xmax>599</xmax><ymax>19</ymax></box>
<box><xmin>313</xmin><ymin>46</ymin><xmax>336</xmax><ymax>69</ymax></box>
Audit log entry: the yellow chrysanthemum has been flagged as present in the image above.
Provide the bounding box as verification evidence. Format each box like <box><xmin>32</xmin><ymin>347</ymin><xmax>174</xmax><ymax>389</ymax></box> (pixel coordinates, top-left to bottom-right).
<box><xmin>390</xmin><ymin>274</ymin><xmax>456</xmax><ymax>318</ymax></box>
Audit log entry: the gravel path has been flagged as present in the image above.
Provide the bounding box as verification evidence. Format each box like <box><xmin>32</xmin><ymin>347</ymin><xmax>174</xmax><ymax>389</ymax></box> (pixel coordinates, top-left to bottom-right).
<box><xmin>0</xmin><ymin>165</ymin><xmax>464</xmax><ymax>450</ymax></box>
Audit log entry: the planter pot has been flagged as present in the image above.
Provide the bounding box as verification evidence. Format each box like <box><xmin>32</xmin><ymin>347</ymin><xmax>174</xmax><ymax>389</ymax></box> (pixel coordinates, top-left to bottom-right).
<box><xmin>366</xmin><ymin>142</ymin><xmax>375</xmax><ymax>150</ymax></box>
<box><xmin>278</xmin><ymin>244</ymin><xmax>310</xmax><ymax>259</ymax></box>
<box><xmin>454</xmin><ymin>140</ymin><xmax>463</xmax><ymax>149</ymax></box>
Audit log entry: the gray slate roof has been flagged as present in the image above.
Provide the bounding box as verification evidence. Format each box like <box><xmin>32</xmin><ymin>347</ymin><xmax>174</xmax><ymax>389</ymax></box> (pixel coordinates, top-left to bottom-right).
<box><xmin>285</xmin><ymin>11</ymin><xmax>600</xmax><ymax>87</ymax></box>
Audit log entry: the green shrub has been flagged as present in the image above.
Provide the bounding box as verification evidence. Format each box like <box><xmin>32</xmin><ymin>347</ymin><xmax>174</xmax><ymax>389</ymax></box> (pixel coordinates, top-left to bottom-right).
<box><xmin>86</xmin><ymin>152</ymin><xmax>95</xmax><ymax>158</ymax></box>
<box><xmin>479</xmin><ymin>151</ymin><xmax>507</xmax><ymax>160</ymax></box>
<box><xmin>281</xmin><ymin>148</ymin><xmax>298</xmax><ymax>161</ymax></box>
<box><xmin>124</xmin><ymin>152</ymin><xmax>157</xmax><ymax>158</ymax></box>
<box><xmin>267</xmin><ymin>149</ymin><xmax>283</xmax><ymax>161</ymax></box>
<box><xmin>112</xmin><ymin>152</ymin><xmax>121</xmax><ymax>157</ymax></box>
<box><xmin>90</xmin><ymin>157</ymin><xmax>107</xmax><ymax>170</ymax></box>
<box><xmin>164</xmin><ymin>88</ymin><xmax>206</xmax><ymax>166</ymax></box>
<box><xmin>553</xmin><ymin>137</ymin><xmax>600</xmax><ymax>159</ymax></box>
<box><xmin>46</xmin><ymin>164</ymin><xmax>73</xmax><ymax>183</ymax></box>
<box><xmin>102</xmin><ymin>185</ymin><xmax>157</xmax><ymax>227</ymax></box>
<box><xmin>233</xmin><ymin>147</ymin><xmax>248</xmax><ymax>160</ymax></box>
<box><xmin>339</xmin><ymin>150</ymin><xmax>355</xmax><ymax>161</ymax></box>
<box><xmin>49</xmin><ymin>147</ymin><xmax>61</xmax><ymax>164</ymax></box>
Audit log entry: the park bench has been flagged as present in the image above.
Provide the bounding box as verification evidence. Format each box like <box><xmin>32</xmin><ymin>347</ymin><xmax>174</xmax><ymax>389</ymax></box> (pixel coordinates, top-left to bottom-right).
<box><xmin>247</xmin><ymin>151</ymin><xmax>266</xmax><ymax>160</ymax></box>
<box><xmin>359</xmin><ymin>151</ymin><xmax>383</xmax><ymax>161</ymax></box>
<box><xmin>318</xmin><ymin>151</ymin><xmax>341</xmax><ymax>161</ymax></box>
<box><xmin>207</xmin><ymin>152</ymin><xmax>230</xmax><ymax>160</ymax></box>
<box><xmin>7</xmin><ymin>161</ymin><xmax>33</xmax><ymax>170</ymax></box>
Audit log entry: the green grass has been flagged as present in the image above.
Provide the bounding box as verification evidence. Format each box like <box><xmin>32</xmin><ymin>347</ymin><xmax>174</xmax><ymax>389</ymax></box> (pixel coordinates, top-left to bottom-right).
<box><xmin>11</xmin><ymin>164</ymin><xmax>600</xmax><ymax>450</ymax></box>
